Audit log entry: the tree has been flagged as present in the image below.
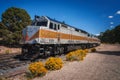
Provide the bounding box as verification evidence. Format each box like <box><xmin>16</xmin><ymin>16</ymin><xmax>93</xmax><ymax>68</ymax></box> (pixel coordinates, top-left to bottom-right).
<box><xmin>0</xmin><ymin>22</ymin><xmax>7</xmax><ymax>30</ymax></box>
<box><xmin>0</xmin><ymin>22</ymin><xmax>8</xmax><ymax>35</ymax></box>
<box><xmin>2</xmin><ymin>7</ymin><xmax>31</xmax><ymax>32</ymax></box>
<box><xmin>113</xmin><ymin>25</ymin><xmax>120</xmax><ymax>43</ymax></box>
<box><xmin>1</xmin><ymin>7</ymin><xmax>31</xmax><ymax>45</ymax></box>
<box><xmin>99</xmin><ymin>25</ymin><xmax>120</xmax><ymax>44</ymax></box>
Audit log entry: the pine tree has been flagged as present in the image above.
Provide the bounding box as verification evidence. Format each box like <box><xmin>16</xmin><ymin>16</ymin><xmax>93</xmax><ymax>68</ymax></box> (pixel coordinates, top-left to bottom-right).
<box><xmin>1</xmin><ymin>7</ymin><xmax>31</xmax><ymax>45</ymax></box>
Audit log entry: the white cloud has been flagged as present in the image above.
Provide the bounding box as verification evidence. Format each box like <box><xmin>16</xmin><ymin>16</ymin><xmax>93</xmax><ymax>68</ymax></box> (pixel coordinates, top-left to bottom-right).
<box><xmin>95</xmin><ymin>34</ymin><xmax>100</xmax><ymax>36</ymax></box>
<box><xmin>116</xmin><ymin>10</ymin><xmax>120</xmax><ymax>14</ymax></box>
<box><xmin>110</xmin><ymin>26</ymin><xmax>113</xmax><ymax>28</ymax></box>
<box><xmin>108</xmin><ymin>16</ymin><xmax>113</xmax><ymax>18</ymax></box>
<box><xmin>110</xmin><ymin>22</ymin><xmax>114</xmax><ymax>24</ymax></box>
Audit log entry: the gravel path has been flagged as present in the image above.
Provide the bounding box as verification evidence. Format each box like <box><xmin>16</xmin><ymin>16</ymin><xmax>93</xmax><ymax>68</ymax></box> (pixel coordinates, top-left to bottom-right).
<box><xmin>33</xmin><ymin>44</ymin><xmax>120</xmax><ymax>80</ymax></box>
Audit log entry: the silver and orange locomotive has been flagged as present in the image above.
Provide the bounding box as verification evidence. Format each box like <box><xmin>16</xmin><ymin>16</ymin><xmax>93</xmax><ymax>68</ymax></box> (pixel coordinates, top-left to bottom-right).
<box><xmin>21</xmin><ymin>16</ymin><xmax>100</xmax><ymax>60</ymax></box>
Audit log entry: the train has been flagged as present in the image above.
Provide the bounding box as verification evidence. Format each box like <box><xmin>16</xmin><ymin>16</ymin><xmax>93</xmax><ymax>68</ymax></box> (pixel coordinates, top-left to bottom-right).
<box><xmin>21</xmin><ymin>15</ymin><xmax>100</xmax><ymax>60</ymax></box>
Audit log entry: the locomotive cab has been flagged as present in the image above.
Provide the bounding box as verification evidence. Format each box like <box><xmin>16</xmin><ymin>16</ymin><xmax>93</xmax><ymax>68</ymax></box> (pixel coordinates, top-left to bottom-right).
<box><xmin>31</xmin><ymin>16</ymin><xmax>48</xmax><ymax>27</ymax></box>
<box><xmin>22</xmin><ymin>16</ymin><xmax>49</xmax><ymax>44</ymax></box>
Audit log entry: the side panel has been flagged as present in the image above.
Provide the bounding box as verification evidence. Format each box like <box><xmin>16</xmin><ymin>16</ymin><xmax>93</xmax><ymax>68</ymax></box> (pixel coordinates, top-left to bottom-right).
<box><xmin>23</xmin><ymin>27</ymin><xmax>100</xmax><ymax>45</ymax></box>
<box><xmin>39</xmin><ymin>29</ymin><xmax>90</xmax><ymax>44</ymax></box>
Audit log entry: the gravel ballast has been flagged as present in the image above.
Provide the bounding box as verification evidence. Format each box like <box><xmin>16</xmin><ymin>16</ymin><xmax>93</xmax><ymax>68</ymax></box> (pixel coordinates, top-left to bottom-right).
<box><xmin>6</xmin><ymin>44</ymin><xmax>120</xmax><ymax>80</ymax></box>
<box><xmin>33</xmin><ymin>44</ymin><xmax>120</xmax><ymax>80</ymax></box>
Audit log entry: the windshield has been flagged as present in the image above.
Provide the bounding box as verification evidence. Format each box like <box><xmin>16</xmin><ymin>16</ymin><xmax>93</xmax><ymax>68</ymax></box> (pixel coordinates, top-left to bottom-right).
<box><xmin>36</xmin><ymin>22</ymin><xmax>47</xmax><ymax>26</ymax></box>
<box><xmin>32</xmin><ymin>21</ymin><xmax>47</xmax><ymax>26</ymax></box>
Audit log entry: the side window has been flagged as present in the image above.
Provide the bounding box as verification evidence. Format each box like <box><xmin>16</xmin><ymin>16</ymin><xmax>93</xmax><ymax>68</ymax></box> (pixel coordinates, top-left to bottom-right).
<box><xmin>58</xmin><ymin>25</ymin><xmax>60</xmax><ymax>30</ymax></box>
<box><xmin>62</xmin><ymin>24</ymin><xmax>67</xmax><ymax>28</ymax></box>
<box><xmin>54</xmin><ymin>24</ymin><xmax>57</xmax><ymax>30</ymax></box>
<box><xmin>75</xmin><ymin>28</ymin><xmax>79</xmax><ymax>32</ymax></box>
<box><xmin>49</xmin><ymin>22</ymin><xmax>53</xmax><ymax>29</ymax></box>
<box><xmin>49</xmin><ymin>22</ymin><xmax>60</xmax><ymax>30</ymax></box>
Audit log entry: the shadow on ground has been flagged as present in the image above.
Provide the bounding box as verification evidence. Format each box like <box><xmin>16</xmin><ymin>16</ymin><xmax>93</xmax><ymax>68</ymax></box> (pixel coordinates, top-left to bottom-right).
<box><xmin>96</xmin><ymin>51</ymin><xmax>120</xmax><ymax>56</ymax></box>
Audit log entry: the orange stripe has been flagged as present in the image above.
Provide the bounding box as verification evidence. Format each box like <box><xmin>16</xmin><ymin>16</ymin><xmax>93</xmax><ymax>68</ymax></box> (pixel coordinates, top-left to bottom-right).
<box><xmin>29</xmin><ymin>30</ymin><xmax>39</xmax><ymax>41</ymax></box>
<box><xmin>40</xmin><ymin>29</ymin><xmax>88</xmax><ymax>40</ymax></box>
<box><xmin>29</xmin><ymin>29</ymin><xmax>98</xmax><ymax>42</ymax></box>
<box><xmin>40</xmin><ymin>29</ymin><xmax>57</xmax><ymax>38</ymax></box>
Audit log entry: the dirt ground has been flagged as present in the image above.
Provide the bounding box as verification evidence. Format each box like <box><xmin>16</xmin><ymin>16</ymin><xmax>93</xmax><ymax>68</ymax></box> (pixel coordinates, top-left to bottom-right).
<box><xmin>6</xmin><ymin>44</ymin><xmax>120</xmax><ymax>80</ymax></box>
<box><xmin>0</xmin><ymin>46</ymin><xmax>21</xmax><ymax>54</ymax></box>
<box><xmin>33</xmin><ymin>44</ymin><xmax>120</xmax><ymax>80</ymax></box>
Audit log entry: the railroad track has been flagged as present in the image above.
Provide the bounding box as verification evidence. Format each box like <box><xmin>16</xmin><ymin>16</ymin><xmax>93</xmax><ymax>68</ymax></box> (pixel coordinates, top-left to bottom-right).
<box><xmin>0</xmin><ymin>53</ymin><xmax>48</xmax><ymax>78</ymax></box>
<box><xmin>0</xmin><ymin>53</ymin><xmax>30</xmax><ymax>76</ymax></box>
<box><xmin>0</xmin><ymin>53</ymin><xmax>66</xmax><ymax>78</ymax></box>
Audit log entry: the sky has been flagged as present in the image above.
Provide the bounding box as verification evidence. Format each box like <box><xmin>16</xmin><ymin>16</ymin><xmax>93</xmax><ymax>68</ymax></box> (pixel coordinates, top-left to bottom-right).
<box><xmin>0</xmin><ymin>0</ymin><xmax>120</xmax><ymax>35</ymax></box>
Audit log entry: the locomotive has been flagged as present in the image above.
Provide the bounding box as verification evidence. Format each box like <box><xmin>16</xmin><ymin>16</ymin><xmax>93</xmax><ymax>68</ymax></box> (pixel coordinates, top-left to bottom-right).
<box><xmin>21</xmin><ymin>15</ymin><xmax>100</xmax><ymax>60</ymax></box>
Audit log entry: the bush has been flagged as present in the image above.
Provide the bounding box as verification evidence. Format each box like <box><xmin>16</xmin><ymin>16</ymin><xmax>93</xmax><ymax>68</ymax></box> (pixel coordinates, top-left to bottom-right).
<box><xmin>28</xmin><ymin>62</ymin><xmax>47</xmax><ymax>77</ymax></box>
<box><xmin>5</xmin><ymin>49</ymin><xmax>12</xmax><ymax>54</ymax></box>
<box><xmin>45</xmin><ymin>57</ymin><xmax>63</xmax><ymax>70</ymax></box>
<box><xmin>0</xmin><ymin>77</ymin><xmax>8</xmax><ymax>80</ymax></box>
<box><xmin>91</xmin><ymin>48</ymin><xmax>96</xmax><ymax>52</ymax></box>
<box><xmin>84</xmin><ymin>49</ymin><xmax>89</xmax><ymax>53</ymax></box>
<box><xmin>66</xmin><ymin>52</ymin><xmax>77</xmax><ymax>61</ymax></box>
<box><xmin>66</xmin><ymin>49</ymin><xmax>88</xmax><ymax>61</ymax></box>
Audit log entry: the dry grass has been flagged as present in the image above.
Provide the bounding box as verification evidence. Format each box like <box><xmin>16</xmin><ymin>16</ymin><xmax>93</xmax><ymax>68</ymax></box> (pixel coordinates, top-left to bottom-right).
<box><xmin>0</xmin><ymin>46</ymin><xmax>21</xmax><ymax>54</ymax></box>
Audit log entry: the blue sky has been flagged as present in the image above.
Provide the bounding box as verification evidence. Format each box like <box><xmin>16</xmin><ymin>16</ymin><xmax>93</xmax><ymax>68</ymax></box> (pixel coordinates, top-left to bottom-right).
<box><xmin>0</xmin><ymin>0</ymin><xmax>120</xmax><ymax>35</ymax></box>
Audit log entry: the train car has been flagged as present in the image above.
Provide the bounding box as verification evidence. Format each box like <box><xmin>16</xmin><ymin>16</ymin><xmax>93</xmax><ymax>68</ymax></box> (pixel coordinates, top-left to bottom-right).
<box><xmin>21</xmin><ymin>15</ymin><xmax>100</xmax><ymax>60</ymax></box>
